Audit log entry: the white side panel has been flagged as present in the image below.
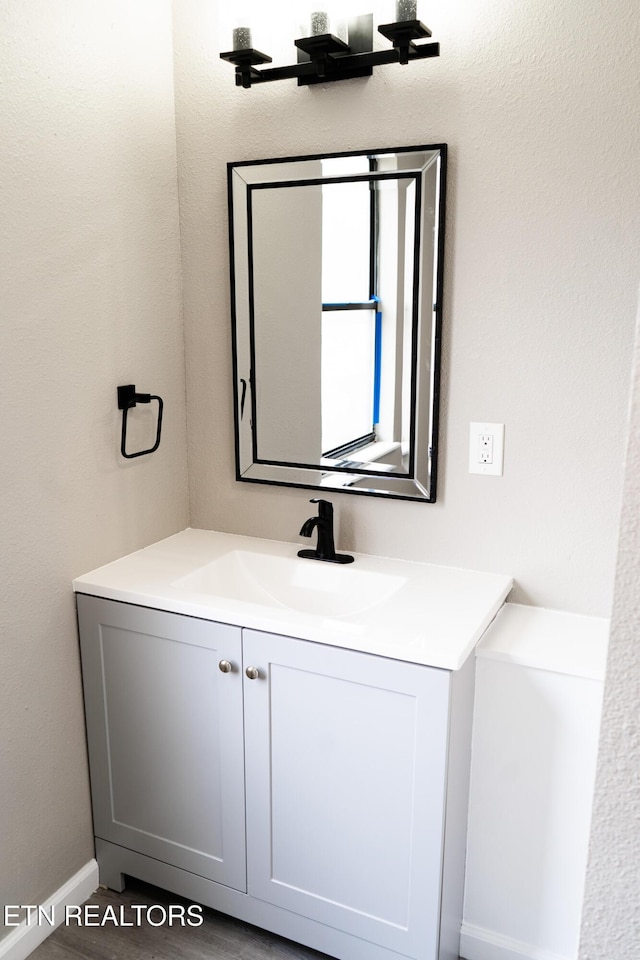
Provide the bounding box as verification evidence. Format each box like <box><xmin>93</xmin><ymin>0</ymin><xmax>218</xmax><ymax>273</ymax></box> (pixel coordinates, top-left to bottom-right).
<box><xmin>77</xmin><ymin>596</ymin><xmax>246</xmax><ymax>891</ymax></box>
<box><xmin>463</xmin><ymin>657</ymin><xmax>603</xmax><ymax>960</ymax></box>
<box><xmin>243</xmin><ymin>629</ymin><xmax>451</xmax><ymax>959</ymax></box>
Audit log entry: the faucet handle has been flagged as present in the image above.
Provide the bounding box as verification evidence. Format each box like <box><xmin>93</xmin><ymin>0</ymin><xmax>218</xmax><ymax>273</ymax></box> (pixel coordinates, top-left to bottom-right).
<box><xmin>309</xmin><ymin>498</ymin><xmax>332</xmax><ymax>517</ymax></box>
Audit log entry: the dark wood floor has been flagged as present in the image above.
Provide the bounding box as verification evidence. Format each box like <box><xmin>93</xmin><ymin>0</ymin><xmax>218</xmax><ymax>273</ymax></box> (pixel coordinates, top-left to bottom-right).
<box><xmin>30</xmin><ymin>879</ymin><xmax>332</xmax><ymax>960</ymax></box>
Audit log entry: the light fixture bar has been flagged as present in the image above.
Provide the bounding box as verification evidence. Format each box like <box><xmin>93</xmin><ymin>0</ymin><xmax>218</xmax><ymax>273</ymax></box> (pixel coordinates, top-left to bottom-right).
<box><xmin>220</xmin><ymin>18</ymin><xmax>439</xmax><ymax>89</ymax></box>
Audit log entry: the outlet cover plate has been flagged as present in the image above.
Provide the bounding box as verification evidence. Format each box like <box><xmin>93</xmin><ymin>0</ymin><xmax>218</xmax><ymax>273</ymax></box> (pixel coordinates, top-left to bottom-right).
<box><xmin>469</xmin><ymin>422</ymin><xmax>504</xmax><ymax>476</ymax></box>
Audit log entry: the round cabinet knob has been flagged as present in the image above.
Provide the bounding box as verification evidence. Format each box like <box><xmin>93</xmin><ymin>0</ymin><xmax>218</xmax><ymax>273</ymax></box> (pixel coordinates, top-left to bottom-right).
<box><xmin>245</xmin><ymin>666</ymin><xmax>260</xmax><ymax>680</ymax></box>
<box><xmin>218</xmin><ymin>660</ymin><xmax>232</xmax><ymax>673</ymax></box>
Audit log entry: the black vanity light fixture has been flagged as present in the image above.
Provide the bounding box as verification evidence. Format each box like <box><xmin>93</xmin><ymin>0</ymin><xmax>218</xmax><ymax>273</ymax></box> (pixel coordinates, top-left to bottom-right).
<box><xmin>220</xmin><ymin>2</ymin><xmax>439</xmax><ymax>90</ymax></box>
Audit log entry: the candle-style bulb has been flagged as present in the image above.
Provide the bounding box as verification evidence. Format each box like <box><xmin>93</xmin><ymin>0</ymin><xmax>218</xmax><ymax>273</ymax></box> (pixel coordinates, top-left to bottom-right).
<box><xmin>232</xmin><ymin>26</ymin><xmax>252</xmax><ymax>50</ymax></box>
<box><xmin>395</xmin><ymin>0</ymin><xmax>417</xmax><ymax>20</ymax></box>
<box><xmin>311</xmin><ymin>11</ymin><xmax>330</xmax><ymax>35</ymax></box>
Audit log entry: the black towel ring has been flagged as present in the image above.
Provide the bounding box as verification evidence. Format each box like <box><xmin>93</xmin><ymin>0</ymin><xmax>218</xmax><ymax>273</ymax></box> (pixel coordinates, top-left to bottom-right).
<box><xmin>117</xmin><ymin>384</ymin><xmax>164</xmax><ymax>459</ymax></box>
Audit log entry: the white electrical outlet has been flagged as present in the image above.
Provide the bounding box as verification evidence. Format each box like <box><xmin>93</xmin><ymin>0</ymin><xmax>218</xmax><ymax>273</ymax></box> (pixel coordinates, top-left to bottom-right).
<box><xmin>469</xmin><ymin>422</ymin><xmax>504</xmax><ymax>476</ymax></box>
<box><xmin>478</xmin><ymin>434</ymin><xmax>494</xmax><ymax>463</ymax></box>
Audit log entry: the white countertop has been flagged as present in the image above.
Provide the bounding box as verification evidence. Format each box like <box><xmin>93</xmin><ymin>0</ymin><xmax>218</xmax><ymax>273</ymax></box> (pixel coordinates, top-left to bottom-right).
<box><xmin>73</xmin><ymin>528</ymin><xmax>513</xmax><ymax>671</ymax></box>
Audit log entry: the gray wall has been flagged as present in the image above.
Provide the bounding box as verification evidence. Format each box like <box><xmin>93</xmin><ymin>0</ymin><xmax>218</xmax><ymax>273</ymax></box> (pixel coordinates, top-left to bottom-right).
<box><xmin>174</xmin><ymin>0</ymin><xmax>640</xmax><ymax>616</ymax></box>
<box><xmin>579</xmin><ymin>293</ymin><xmax>640</xmax><ymax>958</ymax></box>
<box><xmin>0</xmin><ymin>0</ymin><xmax>188</xmax><ymax>926</ymax></box>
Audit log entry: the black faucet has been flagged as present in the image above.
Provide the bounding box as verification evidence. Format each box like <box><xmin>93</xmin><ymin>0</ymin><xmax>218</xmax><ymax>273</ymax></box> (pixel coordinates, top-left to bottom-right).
<box><xmin>298</xmin><ymin>499</ymin><xmax>354</xmax><ymax>564</ymax></box>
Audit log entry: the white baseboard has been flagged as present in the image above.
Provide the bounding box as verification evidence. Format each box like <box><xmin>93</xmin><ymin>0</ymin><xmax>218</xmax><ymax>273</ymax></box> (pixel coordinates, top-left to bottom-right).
<box><xmin>460</xmin><ymin>922</ymin><xmax>573</xmax><ymax>960</ymax></box>
<box><xmin>0</xmin><ymin>859</ymin><xmax>99</xmax><ymax>960</ymax></box>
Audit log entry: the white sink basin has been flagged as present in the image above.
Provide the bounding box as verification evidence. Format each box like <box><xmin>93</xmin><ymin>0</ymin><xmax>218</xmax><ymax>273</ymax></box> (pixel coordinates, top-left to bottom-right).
<box><xmin>173</xmin><ymin>550</ymin><xmax>407</xmax><ymax>618</ymax></box>
<box><xmin>73</xmin><ymin>529</ymin><xmax>513</xmax><ymax>669</ymax></box>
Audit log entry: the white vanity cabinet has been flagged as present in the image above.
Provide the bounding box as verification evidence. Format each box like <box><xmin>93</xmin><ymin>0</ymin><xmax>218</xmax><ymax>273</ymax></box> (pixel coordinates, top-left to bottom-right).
<box><xmin>76</xmin><ymin>593</ymin><xmax>475</xmax><ymax>960</ymax></box>
<box><xmin>77</xmin><ymin>597</ymin><xmax>247</xmax><ymax>891</ymax></box>
<box><xmin>243</xmin><ymin>629</ymin><xmax>452</xmax><ymax>960</ymax></box>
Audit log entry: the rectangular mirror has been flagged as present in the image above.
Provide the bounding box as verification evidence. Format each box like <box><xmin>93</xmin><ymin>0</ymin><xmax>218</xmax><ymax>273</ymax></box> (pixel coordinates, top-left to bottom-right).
<box><xmin>228</xmin><ymin>144</ymin><xmax>446</xmax><ymax>502</ymax></box>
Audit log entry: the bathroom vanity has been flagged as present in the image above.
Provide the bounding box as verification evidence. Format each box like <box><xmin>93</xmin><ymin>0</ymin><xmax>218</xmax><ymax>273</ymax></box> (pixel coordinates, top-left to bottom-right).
<box><xmin>74</xmin><ymin>529</ymin><xmax>511</xmax><ymax>960</ymax></box>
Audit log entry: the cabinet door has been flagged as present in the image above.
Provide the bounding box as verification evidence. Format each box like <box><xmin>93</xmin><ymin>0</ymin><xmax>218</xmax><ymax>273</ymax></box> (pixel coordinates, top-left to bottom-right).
<box><xmin>243</xmin><ymin>629</ymin><xmax>451</xmax><ymax>959</ymax></box>
<box><xmin>77</xmin><ymin>596</ymin><xmax>246</xmax><ymax>891</ymax></box>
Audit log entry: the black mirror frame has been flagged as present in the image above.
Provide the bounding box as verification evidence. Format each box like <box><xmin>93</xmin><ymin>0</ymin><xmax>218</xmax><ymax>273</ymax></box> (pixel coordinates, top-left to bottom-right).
<box><xmin>227</xmin><ymin>143</ymin><xmax>447</xmax><ymax>503</ymax></box>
